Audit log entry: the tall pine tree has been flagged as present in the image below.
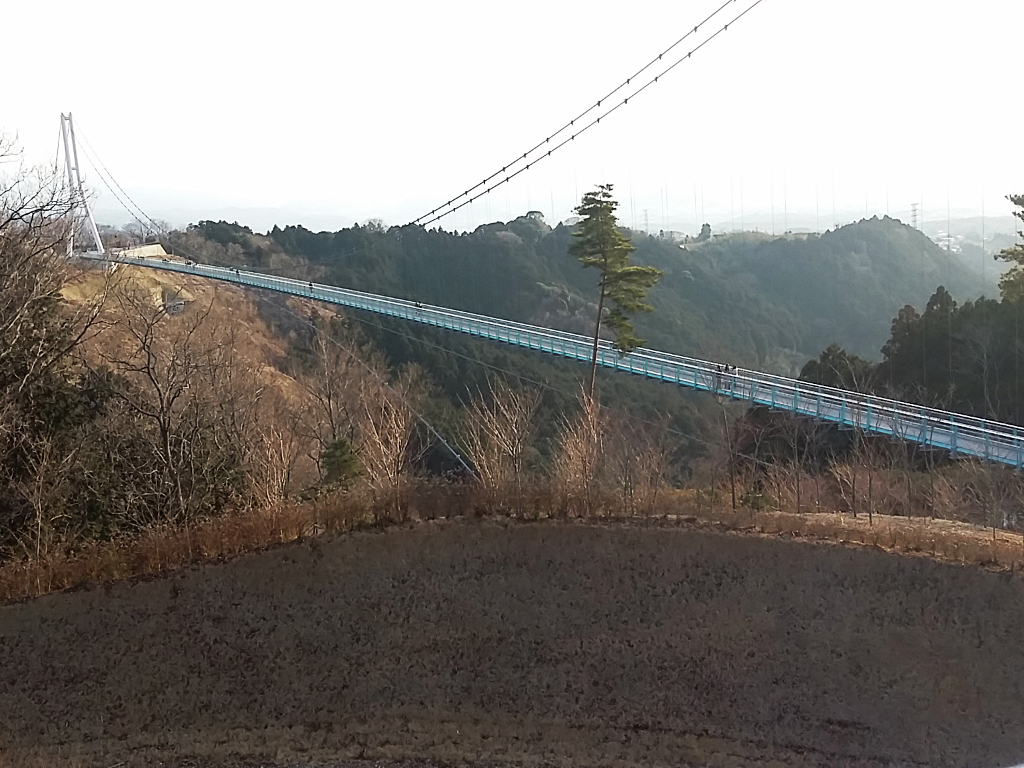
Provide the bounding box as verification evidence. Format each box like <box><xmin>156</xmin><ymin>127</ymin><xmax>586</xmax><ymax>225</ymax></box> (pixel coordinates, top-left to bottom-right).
<box><xmin>997</xmin><ymin>193</ymin><xmax>1024</xmax><ymax>301</ymax></box>
<box><xmin>569</xmin><ymin>184</ymin><xmax>662</xmax><ymax>398</ymax></box>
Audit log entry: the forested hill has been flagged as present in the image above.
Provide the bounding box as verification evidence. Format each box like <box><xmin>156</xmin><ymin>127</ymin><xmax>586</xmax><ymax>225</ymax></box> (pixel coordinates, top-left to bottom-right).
<box><xmin>176</xmin><ymin>214</ymin><xmax>990</xmax><ymax>374</ymax></box>
<box><xmin>693</xmin><ymin>217</ymin><xmax>993</xmax><ymax>361</ymax></box>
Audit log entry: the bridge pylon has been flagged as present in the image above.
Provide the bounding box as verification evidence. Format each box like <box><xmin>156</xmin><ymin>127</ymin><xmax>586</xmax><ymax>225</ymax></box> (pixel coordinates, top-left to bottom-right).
<box><xmin>59</xmin><ymin>113</ymin><xmax>104</xmax><ymax>256</ymax></box>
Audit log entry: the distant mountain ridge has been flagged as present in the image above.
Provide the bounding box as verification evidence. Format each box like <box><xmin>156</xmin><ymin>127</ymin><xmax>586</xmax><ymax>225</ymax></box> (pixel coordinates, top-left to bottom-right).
<box><xmin>173</xmin><ymin>214</ymin><xmax>989</xmax><ymax>376</ymax></box>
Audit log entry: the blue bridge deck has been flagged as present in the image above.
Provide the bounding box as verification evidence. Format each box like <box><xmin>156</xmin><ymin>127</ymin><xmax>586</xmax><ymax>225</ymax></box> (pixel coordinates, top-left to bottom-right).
<box><xmin>88</xmin><ymin>253</ymin><xmax>1024</xmax><ymax>468</ymax></box>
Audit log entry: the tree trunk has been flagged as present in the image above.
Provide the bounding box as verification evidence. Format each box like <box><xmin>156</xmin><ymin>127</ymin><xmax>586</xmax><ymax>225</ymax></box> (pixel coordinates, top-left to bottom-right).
<box><xmin>868</xmin><ymin>470</ymin><xmax>873</xmax><ymax>526</ymax></box>
<box><xmin>722</xmin><ymin>408</ymin><xmax>737</xmax><ymax>513</ymax></box>
<box><xmin>587</xmin><ymin>284</ymin><xmax>607</xmax><ymax>400</ymax></box>
<box><xmin>793</xmin><ymin>437</ymin><xmax>801</xmax><ymax>515</ymax></box>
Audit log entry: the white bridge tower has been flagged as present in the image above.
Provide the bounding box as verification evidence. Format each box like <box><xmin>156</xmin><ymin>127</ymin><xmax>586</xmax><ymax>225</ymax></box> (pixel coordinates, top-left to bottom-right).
<box><xmin>59</xmin><ymin>113</ymin><xmax>104</xmax><ymax>255</ymax></box>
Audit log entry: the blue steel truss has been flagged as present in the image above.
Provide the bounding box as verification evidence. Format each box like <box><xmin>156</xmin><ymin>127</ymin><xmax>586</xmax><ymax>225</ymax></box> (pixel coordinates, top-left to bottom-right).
<box><xmin>87</xmin><ymin>253</ymin><xmax>1024</xmax><ymax>468</ymax></box>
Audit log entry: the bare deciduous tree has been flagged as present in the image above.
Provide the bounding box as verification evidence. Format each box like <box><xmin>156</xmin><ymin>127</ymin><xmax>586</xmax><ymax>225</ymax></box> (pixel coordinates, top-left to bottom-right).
<box><xmin>0</xmin><ymin>137</ymin><xmax>110</xmax><ymax>395</ymax></box>
<box><xmin>296</xmin><ymin>321</ymin><xmax>366</xmax><ymax>481</ymax></box>
<box><xmin>245</xmin><ymin>390</ymin><xmax>305</xmax><ymax>508</ymax></box>
<box><xmin>355</xmin><ymin>367</ymin><xmax>422</xmax><ymax>510</ymax></box>
<box><xmin>0</xmin><ymin>136</ymin><xmax>113</xmax><ymax>554</ymax></box>
<box><xmin>605</xmin><ymin>415</ymin><xmax>671</xmax><ymax>516</ymax></box>
<box><xmin>459</xmin><ymin>377</ymin><xmax>540</xmax><ymax>514</ymax></box>
<box><xmin>97</xmin><ymin>286</ymin><xmax>254</xmax><ymax>524</ymax></box>
<box><xmin>11</xmin><ymin>436</ymin><xmax>79</xmax><ymax>560</ymax></box>
<box><xmin>552</xmin><ymin>389</ymin><xmax>606</xmax><ymax>516</ymax></box>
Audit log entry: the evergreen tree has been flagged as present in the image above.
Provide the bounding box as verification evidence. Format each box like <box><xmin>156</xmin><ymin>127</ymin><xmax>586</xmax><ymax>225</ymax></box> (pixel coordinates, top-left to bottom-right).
<box><xmin>569</xmin><ymin>184</ymin><xmax>662</xmax><ymax>398</ymax></box>
<box><xmin>996</xmin><ymin>193</ymin><xmax>1024</xmax><ymax>301</ymax></box>
<box><xmin>799</xmin><ymin>343</ymin><xmax>875</xmax><ymax>391</ymax></box>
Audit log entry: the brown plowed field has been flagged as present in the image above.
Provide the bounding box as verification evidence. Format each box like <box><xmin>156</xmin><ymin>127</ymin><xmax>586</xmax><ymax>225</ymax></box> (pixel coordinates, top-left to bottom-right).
<box><xmin>2</xmin><ymin>518</ymin><xmax>1023</xmax><ymax>767</ymax></box>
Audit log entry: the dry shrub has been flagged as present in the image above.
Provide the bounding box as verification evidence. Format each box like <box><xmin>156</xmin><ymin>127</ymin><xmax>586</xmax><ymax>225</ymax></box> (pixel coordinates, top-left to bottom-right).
<box><xmin>549</xmin><ymin>393</ymin><xmax>673</xmax><ymax>519</ymax></box>
<box><xmin>0</xmin><ymin>502</ymin><xmax>323</xmax><ymax>603</ymax></box>
<box><xmin>605</xmin><ymin>414</ymin><xmax>671</xmax><ymax>516</ymax></box>
<box><xmin>5</xmin><ymin>467</ymin><xmax>1023</xmax><ymax>606</ymax></box>
<box><xmin>766</xmin><ymin>464</ymin><xmax>819</xmax><ymax>515</ymax></box>
<box><xmin>354</xmin><ymin>375</ymin><xmax>416</xmax><ymax>510</ymax></box>
<box><xmin>402</xmin><ymin>477</ymin><xmax>481</xmax><ymax>521</ymax></box>
<box><xmin>305</xmin><ymin>485</ymin><xmax>381</xmax><ymax>533</ymax></box>
<box><xmin>686</xmin><ymin>457</ymin><xmax>725</xmax><ymax>514</ymax></box>
<box><xmin>458</xmin><ymin>377</ymin><xmax>541</xmax><ymax>516</ymax></box>
<box><xmin>658</xmin><ymin>487</ymin><xmax>1024</xmax><ymax>571</ymax></box>
<box><xmin>551</xmin><ymin>390</ymin><xmax>609</xmax><ymax>517</ymax></box>
<box><xmin>828</xmin><ymin>460</ymin><xmax>889</xmax><ymax>518</ymax></box>
<box><xmin>928</xmin><ymin>461</ymin><xmax>1024</xmax><ymax>532</ymax></box>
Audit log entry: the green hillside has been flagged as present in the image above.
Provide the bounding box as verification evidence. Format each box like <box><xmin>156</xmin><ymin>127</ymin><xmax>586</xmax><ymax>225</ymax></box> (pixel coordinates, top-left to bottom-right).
<box><xmin>176</xmin><ymin>213</ymin><xmax>988</xmax><ymax>376</ymax></box>
<box><xmin>697</xmin><ymin>217</ymin><xmax>992</xmax><ymax>361</ymax></box>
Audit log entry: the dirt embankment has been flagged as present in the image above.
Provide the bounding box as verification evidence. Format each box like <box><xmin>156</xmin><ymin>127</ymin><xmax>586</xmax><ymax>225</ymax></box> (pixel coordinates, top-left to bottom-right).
<box><xmin>2</xmin><ymin>519</ymin><xmax>1023</xmax><ymax>768</ymax></box>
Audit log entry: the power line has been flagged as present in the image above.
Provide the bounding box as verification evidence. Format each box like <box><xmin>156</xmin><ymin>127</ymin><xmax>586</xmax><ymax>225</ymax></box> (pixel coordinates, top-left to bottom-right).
<box><xmin>411</xmin><ymin>0</ymin><xmax>739</xmax><ymax>226</ymax></box>
<box><xmin>414</xmin><ymin>0</ymin><xmax>768</xmax><ymax>227</ymax></box>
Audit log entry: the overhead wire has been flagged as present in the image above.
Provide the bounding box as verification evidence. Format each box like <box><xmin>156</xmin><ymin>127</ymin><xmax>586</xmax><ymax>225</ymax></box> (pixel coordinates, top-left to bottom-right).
<box><xmin>75</xmin><ymin>128</ymin><xmax>164</xmax><ymax>235</ymax></box>
<box><xmin>412</xmin><ymin>0</ymin><xmax>741</xmax><ymax>225</ymax></box>
<box><xmin>415</xmin><ymin>0</ymin><xmax>767</xmax><ymax>227</ymax></box>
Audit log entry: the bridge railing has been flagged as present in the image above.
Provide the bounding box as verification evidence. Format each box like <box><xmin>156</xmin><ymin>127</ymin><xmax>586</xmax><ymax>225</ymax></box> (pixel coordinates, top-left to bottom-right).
<box><xmin>91</xmin><ymin>253</ymin><xmax>1024</xmax><ymax>468</ymax></box>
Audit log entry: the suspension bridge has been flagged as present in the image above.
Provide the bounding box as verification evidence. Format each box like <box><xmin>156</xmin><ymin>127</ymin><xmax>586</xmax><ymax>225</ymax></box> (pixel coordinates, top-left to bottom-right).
<box><xmin>80</xmin><ymin>250</ymin><xmax>1024</xmax><ymax>469</ymax></box>
<box><xmin>50</xmin><ymin>0</ymin><xmax>1024</xmax><ymax>472</ymax></box>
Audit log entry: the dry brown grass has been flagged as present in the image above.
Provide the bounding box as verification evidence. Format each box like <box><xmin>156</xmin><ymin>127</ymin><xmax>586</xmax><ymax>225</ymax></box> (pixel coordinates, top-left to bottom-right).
<box><xmin>4</xmin><ymin>479</ymin><xmax>1023</xmax><ymax>606</ymax></box>
<box><xmin>0</xmin><ymin>492</ymin><xmax>379</xmax><ymax>604</ymax></box>
<box><xmin>659</xmin><ymin>488</ymin><xmax>1024</xmax><ymax>571</ymax></box>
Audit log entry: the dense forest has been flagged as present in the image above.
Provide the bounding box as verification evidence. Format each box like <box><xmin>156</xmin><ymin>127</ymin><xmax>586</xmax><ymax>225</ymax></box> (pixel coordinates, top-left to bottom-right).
<box><xmin>798</xmin><ymin>194</ymin><xmax>1024</xmax><ymax>426</ymax></box>
<box><xmin>5</xmin><ymin>127</ymin><xmax>1024</xmax><ymax>584</ymax></box>
<box><xmin>161</xmin><ymin>211</ymin><xmax>1014</xmax><ymax>468</ymax></box>
<box><xmin>173</xmin><ymin>212</ymin><xmax>989</xmax><ymax>377</ymax></box>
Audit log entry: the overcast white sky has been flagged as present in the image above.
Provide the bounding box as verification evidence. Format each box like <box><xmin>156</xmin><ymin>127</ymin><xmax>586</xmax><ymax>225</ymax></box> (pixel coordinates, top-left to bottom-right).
<box><xmin>5</xmin><ymin>0</ymin><xmax>1023</xmax><ymax>235</ymax></box>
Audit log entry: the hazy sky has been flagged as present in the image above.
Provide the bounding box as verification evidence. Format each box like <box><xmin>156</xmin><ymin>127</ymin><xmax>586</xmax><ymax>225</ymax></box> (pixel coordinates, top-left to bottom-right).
<box><xmin>5</xmin><ymin>0</ymin><xmax>1023</xmax><ymax>235</ymax></box>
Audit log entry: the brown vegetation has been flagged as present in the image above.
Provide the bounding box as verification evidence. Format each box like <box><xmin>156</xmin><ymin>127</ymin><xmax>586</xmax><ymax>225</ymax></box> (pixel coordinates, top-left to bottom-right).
<box><xmin>5</xmin><ymin>135</ymin><xmax>1024</xmax><ymax>767</ymax></box>
<box><xmin>3</xmin><ymin>475</ymin><xmax>1022</xmax><ymax>605</ymax></box>
<box><xmin>3</xmin><ymin>518</ymin><xmax>1023</xmax><ymax>768</ymax></box>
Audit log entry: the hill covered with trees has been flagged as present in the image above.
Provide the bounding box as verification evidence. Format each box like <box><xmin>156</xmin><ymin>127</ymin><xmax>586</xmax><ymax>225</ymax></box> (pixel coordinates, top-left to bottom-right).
<box><xmin>174</xmin><ymin>213</ymin><xmax>990</xmax><ymax>374</ymax></box>
<box><xmin>159</xmin><ymin>213</ymin><xmax>997</xmax><ymax>471</ymax></box>
<box><xmin>796</xmin><ymin>194</ymin><xmax>1024</xmax><ymax>425</ymax></box>
<box><xmin>151</xmin><ymin>210</ymin><xmax>1019</xmax><ymax>479</ymax></box>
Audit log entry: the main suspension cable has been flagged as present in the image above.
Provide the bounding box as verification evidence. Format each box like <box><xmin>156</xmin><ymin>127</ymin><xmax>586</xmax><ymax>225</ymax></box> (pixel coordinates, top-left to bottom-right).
<box><xmin>413</xmin><ymin>0</ymin><xmax>767</xmax><ymax>227</ymax></box>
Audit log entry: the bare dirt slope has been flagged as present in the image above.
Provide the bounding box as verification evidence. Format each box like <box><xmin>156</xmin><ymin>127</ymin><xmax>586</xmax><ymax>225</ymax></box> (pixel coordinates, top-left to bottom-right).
<box><xmin>2</xmin><ymin>519</ymin><xmax>1023</xmax><ymax>768</ymax></box>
